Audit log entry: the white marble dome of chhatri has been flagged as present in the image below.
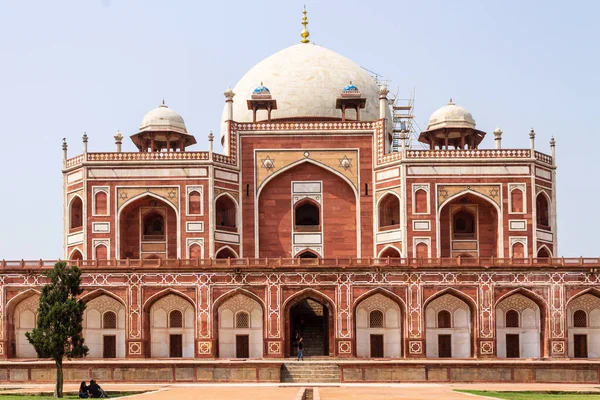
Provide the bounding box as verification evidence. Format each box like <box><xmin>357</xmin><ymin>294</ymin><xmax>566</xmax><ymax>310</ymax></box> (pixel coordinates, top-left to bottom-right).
<box><xmin>426</xmin><ymin>100</ymin><xmax>476</xmax><ymax>131</ymax></box>
<box><xmin>222</xmin><ymin>43</ymin><xmax>381</xmax><ymax>134</ymax></box>
<box><xmin>140</xmin><ymin>103</ymin><xmax>188</xmax><ymax>134</ymax></box>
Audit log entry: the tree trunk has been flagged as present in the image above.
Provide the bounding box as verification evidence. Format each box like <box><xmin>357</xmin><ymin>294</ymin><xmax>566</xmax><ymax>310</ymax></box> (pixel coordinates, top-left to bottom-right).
<box><xmin>54</xmin><ymin>359</ymin><xmax>63</xmax><ymax>398</ymax></box>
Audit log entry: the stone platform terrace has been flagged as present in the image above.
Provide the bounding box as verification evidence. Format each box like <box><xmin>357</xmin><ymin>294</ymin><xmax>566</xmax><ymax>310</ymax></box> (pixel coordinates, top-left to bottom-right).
<box><xmin>1</xmin><ymin>359</ymin><xmax>600</xmax><ymax>384</ymax></box>
<box><xmin>2</xmin><ymin>383</ymin><xmax>600</xmax><ymax>400</ymax></box>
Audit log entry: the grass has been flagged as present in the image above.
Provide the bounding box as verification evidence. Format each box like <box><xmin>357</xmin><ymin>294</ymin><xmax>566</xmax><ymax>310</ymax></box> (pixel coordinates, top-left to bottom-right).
<box><xmin>0</xmin><ymin>391</ymin><xmax>145</xmax><ymax>399</ymax></box>
<box><xmin>456</xmin><ymin>390</ymin><xmax>600</xmax><ymax>399</ymax></box>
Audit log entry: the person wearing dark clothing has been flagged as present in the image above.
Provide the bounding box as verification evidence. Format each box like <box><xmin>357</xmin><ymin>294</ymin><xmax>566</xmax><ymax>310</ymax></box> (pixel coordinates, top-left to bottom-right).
<box><xmin>88</xmin><ymin>380</ymin><xmax>107</xmax><ymax>398</ymax></box>
<box><xmin>78</xmin><ymin>381</ymin><xmax>89</xmax><ymax>398</ymax></box>
<box><xmin>297</xmin><ymin>337</ymin><xmax>304</xmax><ymax>361</ymax></box>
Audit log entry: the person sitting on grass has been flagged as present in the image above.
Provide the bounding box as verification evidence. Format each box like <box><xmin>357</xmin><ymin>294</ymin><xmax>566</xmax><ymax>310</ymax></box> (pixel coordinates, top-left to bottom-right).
<box><xmin>78</xmin><ymin>381</ymin><xmax>90</xmax><ymax>398</ymax></box>
<box><xmin>88</xmin><ymin>380</ymin><xmax>108</xmax><ymax>398</ymax></box>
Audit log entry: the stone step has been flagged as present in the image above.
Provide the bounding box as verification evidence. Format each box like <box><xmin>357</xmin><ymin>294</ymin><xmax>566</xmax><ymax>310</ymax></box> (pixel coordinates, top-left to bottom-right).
<box><xmin>281</xmin><ymin>362</ymin><xmax>340</xmax><ymax>384</ymax></box>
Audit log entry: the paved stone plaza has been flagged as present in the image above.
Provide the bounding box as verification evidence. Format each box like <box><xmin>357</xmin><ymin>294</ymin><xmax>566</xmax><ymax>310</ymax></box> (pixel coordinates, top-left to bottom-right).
<box><xmin>2</xmin><ymin>383</ymin><xmax>600</xmax><ymax>399</ymax></box>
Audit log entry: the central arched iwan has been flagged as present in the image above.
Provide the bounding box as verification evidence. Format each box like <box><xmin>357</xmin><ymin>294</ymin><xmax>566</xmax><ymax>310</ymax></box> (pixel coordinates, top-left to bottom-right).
<box><xmin>258</xmin><ymin>162</ymin><xmax>357</xmax><ymax>257</ymax></box>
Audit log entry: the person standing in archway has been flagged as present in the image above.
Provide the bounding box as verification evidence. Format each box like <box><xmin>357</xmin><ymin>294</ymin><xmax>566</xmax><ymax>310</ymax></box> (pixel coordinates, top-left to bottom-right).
<box><xmin>297</xmin><ymin>337</ymin><xmax>304</xmax><ymax>361</ymax></box>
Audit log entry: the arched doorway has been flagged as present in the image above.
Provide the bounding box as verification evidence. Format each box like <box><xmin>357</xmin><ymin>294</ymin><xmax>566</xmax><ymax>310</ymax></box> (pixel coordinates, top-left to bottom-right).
<box><xmin>285</xmin><ymin>292</ymin><xmax>334</xmax><ymax>357</ymax></box>
<box><xmin>424</xmin><ymin>292</ymin><xmax>473</xmax><ymax>358</ymax></box>
<box><xmin>567</xmin><ymin>293</ymin><xmax>600</xmax><ymax>358</ymax></box>
<box><xmin>355</xmin><ymin>293</ymin><xmax>402</xmax><ymax>358</ymax></box>
<box><xmin>83</xmin><ymin>294</ymin><xmax>126</xmax><ymax>358</ymax></box>
<box><xmin>496</xmin><ymin>292</ymin><xmax>544</xmax><ymax>358</ymax></box>
<box><xmin>216</xmin><ymin>293</ymin><xmax>263</xmax><ymax>358</ymax></box>
<box><xmin>147</xmin><ymin>293</ymin><xmax>195</xmax><ymax>358</ymax></box>
<box><xmin>12</xmin><ymin>294</ymin><xmax>40</xmax><ymax>358</ymax></box>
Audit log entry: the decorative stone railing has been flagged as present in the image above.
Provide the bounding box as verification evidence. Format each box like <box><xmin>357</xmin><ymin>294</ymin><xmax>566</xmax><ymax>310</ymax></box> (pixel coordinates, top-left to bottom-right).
<box><xmin>405</xmin><ymin>149</ymin><xmax>533</xmax><ymax>160</ymax></box>
<box><xmin>1</xmin><ymin>257</ymin><xmax>597</xmax><ymax>271</ymax></box>
<box><xmin>535</xmin><ymin>151</ymin><xmax>553</xmax><ymax>165</ymax></box>
<box><xmin>65</xmin><ymin>154</ymin><xmax>84</xmax><ymax>168</ymax></box>
<box><xmin>234</xmin><ymin>121</ymin><xmax>376</xmax><ymax>132</ymax></box>
<box><xmin>64</xmin><ymin>151</ymin><xmax>237</xmax><ymax>168</ymax></box>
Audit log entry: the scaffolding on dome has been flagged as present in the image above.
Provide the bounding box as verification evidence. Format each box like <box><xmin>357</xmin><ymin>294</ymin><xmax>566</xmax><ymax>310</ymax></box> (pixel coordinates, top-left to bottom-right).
<box><xmin>362</xmin><ymin>67</ymin><xmax>423</xmax><ymax>152</ymax></box>
<box><xmin>389</xmin><ymin>87</ymin><xmax>425</xmax><ymax>151</ymax></box>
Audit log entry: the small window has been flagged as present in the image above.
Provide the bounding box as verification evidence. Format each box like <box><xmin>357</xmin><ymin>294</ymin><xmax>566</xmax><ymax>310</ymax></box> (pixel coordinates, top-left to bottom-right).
<box><xmin>295</xmin><ymin>200</ymin><xmax>320</xmax><ymax>230</ymax></box>
<box><xmin>169</xmin><ymin>310</ymin><xmax>183</xmax><ymax>328</ymax></box>
<box><xmin>369</xmin><ymin>310</ymin><xmax>384</xmax><ymax>328</ymax></box>
<box><xmin>574</xmin><ymin>310</ymin><xmax>587</xmax><ymax>328</ymax></box>
<box><xmin>70</xmin><ymin>197</ymin><xmax>83</xmax><ymax>230</ymax></box>
<box><xmin>536</xmin><ymin>193</ymin><xmax>550</xmax><ymax>228</ymax></box>
<box><xmin>95</xmin><ymin>244</ymin><xmax>108</xmax><ymax>260</ymax></box>
<box><xmin>506</xmin><ymin>310</ymin><xmax>519</xmax><ymax>328</ymax></box>
<box><xmin>188</xmin><ymin>190</ymin><xmax>202</xmax><ymax>215</ymax></box>
<box><xmin>95</xmin><ymin>191</ymin><xmax>108</xmax><ymax>215</ymax></box>
<box><xmin>103</xmin><ymin>311</ymin><xmax>117</xmax><ymax>329</ymax></box>
<box><xmin>453</xmin><ymin>209</ymin><xmax>475</xmax><ymax>239</ymax></box>
<box><xmin>143</xmin><ymin>211</ymin><xmax>165</xmax><ymax>239</ymax></box>
<box><xmin>510</xmin><ymin>189</ymin><xmax>523</xmax><ymax>213</ymax></box>
<box><xmin>437</xmin><ymin>310</ymin><xmax>451</xmax><ymax>328</ymax></box>
<box><xmin>216</xmin><ymin>195</ymin><xmax>237</xmax><ymax>229</ymax></box>
<box><xmin>414</xmin><ymin>189</ymin><xmax>428</xmax><ymax>214</ymax></box>
<box><xmin>236</xmin><ymin>312</ymin><xmax>250</xmax><ymax>328</ymax></box>
<box><xmin>378</xmin><ymin>194</ymin><xmax>400</xmax><ymax>229</ymax></box>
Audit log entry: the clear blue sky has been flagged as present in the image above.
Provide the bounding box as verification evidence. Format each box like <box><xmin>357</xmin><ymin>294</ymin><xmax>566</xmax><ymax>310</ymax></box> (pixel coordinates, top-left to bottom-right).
<box><xmin>0</xmin><ymin>0</ymin><xmax>598</xmax><ymax>258</ymax></box>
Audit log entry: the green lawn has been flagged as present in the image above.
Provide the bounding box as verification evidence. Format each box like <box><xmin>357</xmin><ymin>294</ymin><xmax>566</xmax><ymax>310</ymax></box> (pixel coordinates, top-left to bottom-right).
<box><xmin>456</xmin><ymin>390</ymin><xmax>600</xmax><ymax>400</ymax></box>
<box><xmin>0</xmin><ymin>391</ymin><xmax>144</xmax><ymax>399</ymax></box>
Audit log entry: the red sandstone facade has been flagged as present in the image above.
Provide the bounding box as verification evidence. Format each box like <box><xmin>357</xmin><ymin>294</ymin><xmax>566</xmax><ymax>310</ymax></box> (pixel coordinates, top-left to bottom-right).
<box><xmin>4</xmin><ymin>33</ymin><xmax>595</xmax><ymax>369</ymax></box>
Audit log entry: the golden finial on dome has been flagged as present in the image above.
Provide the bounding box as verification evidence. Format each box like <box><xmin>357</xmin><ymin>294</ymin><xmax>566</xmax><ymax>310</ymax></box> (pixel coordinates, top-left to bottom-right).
<box><xmin>448</xmin><ymin>98</ymin><xmax>454</xmax><ymax>105</ymax></box>
<box><xmin>301</xmin><ymin>6</ymin><xmax>310</xmax><ymax>44</ymax></box>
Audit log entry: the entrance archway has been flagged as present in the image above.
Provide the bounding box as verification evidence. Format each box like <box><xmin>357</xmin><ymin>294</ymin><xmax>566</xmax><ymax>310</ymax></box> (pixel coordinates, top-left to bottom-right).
<box><xmin>285</xmin><ymin>291</ymin><xmax>334</xmax><ymax>357</ymax></box>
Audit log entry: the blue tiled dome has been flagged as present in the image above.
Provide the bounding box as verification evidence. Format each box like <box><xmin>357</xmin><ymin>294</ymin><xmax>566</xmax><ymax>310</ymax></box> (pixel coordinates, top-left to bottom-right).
<box><xmin>253</xmin><ymin>84</ymin><xmax>271</xmax><ymax>94</ymax></box>
<box><xmin>344</xmin><ymin>83</ymin><xmax>359</xmax><ymax>91</ymax></box>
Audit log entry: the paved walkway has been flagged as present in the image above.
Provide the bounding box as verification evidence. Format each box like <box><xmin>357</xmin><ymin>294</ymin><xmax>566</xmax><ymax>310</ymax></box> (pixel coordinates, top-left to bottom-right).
<box><xmin>2</xmin><ymin>383</ymin><xmax>600</xmax><ymax>399</ymax></box>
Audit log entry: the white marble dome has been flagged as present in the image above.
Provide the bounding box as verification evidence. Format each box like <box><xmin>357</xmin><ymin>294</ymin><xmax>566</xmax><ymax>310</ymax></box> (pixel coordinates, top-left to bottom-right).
<box><xmin>426</xmin><ymin>100</ymin><xmax>476</xmax><ymax>131</ymax></box>
<box><xmin>222</xmin><ymin>43</ymin><xmax>381</xmax><ymax>134</ymax></box>
<box><xmin>140</xmin><ymin>103</ymin><xmax>187</xmax><ymax>134</ymax></box>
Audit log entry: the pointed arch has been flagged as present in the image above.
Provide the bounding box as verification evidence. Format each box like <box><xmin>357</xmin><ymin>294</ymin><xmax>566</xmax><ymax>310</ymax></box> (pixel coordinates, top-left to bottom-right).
<box><xmin>5</xmin><ymin>288</ymin><xmax>42</xmax><ymax>310</ymax></box>
<box><xmin>142</xmin><ymin>288</ymin><xmax>196</xmax><ymax>313</ymax></box>
<box><xmin>566</xmin><ymin>288</ymin><xmax>600</xmax><ymax>308</ymax></box>
<box><xmin>80</xmin><ymin>288</ymin><xmax>126</xmax><ymax>307</ymax></box>
<box><xmin>494</xmin><ymin>287</ymin><xmax>548</xmax><ymax>311</ymax></box>
<box><xmin>295</xmin><ymin>249</ymin><xmax>320</xmax><ymax>259</ymax></box>
<box><xmin>68</xmin><ymin>248</ymin><xmax>83</xmax><ymax>261</ymax></box>
<box><xmin>439</xmin><ymin>189</ymin><xmax>501</xmax><ymax>214</ymax></box>
<box><xmin>69</xmin><ymin>194</ymin><xmax>84</xmax><ymax>230</ymax></box>
<box><xmin>537</xmin><ymin>244</ymin><xmax>553</xmax><ymax>258</ymax></box>
<box><xmin>257</xmin><ymin>159</ymin><xmax>358</xmax><ymax>198</ymax></box>
<box><xmin>215</xmin><ymin>245</ymin><xmax>239</xmax><ymax>259</ymax></box>
<box><xmin>212</xmin><ymin>287</ymin><xmax>267</xmax><ymax>314</ymax></box>
<box><xmin>378</xmin><ymin>244</ymin><xmax>403</xmax><ymax>258</ymax></box>
<box><xmin>424</xmin><ymin>287</ymin><xmax>477</xmax><ymax>311</ymax></box>
<box><xmin>352</xmin><ymin>287</ymin><xmax>407</xmax><ymax>313</ymax></box>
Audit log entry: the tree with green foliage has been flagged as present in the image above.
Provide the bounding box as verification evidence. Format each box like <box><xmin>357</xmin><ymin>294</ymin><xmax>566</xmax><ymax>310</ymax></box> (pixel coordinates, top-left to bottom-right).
<box><xmin>26</xmin><ymin>261</ymin><xmax>88</xmax><ymax>398</ymax></box>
